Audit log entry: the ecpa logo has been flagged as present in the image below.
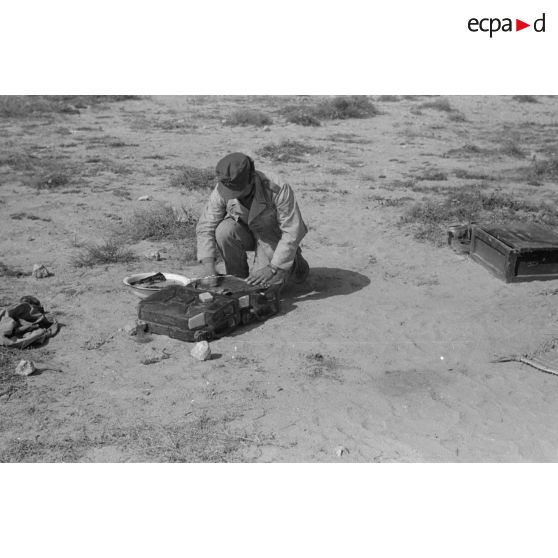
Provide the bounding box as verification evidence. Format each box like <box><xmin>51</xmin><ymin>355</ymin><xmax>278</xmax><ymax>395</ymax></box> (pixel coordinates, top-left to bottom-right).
<box><xmin>468</xmin><ymin>13</ymin><xmax>546</xmax><ymax>37</ymax></box>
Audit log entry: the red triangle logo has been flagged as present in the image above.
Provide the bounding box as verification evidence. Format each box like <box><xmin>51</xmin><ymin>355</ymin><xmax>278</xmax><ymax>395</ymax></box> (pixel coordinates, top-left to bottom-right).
<box><xmin>516</xmin><ymin>19</ymin><xmax>530</xmax><ymax>31</ymax></box>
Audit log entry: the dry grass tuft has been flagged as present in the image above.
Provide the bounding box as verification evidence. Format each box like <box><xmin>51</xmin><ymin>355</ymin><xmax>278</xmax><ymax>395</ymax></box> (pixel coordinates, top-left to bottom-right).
<box><xmin>499</xmin><ymin>141</ymin><xmax>526</xmax><ymax>158</ymax></box>
<box><xmin>454</xmin><ymin>169</ymin><xmax>494</xmax><ymax>181</ymax></box>
<box><xmin>280</xmin><ymin>96</ymin><xmax>379</xmax><ymax>126</ymax></box>
<box><xmin>520</xmin><ymin>154</ymin><xmax>558</xmax><ymax>183</ymax></box>
<box><xmin>511</xmin><ymin>95</ymin><xmax>539</xmax><ymax>104</ymax></box>
<box><xmin>170</xmin><ymin>166</ymin><xmax>215</xmax><ymax>191</ymax></box>
<box><xmin>415</xmin><ymin>170</ymin><xmax>448</xmax><ymax>182</ymax></box>
<box><xmin>72</xmin><ymin>240</ymin><xmax>137</xmax><ymax>267</ymax></box>
<box><xmin>401</xmin><ymin>187</ymin><xmax>558</xmax><ymax>245</ymax></box>
<box><xmin>0</xmin><ymin>262</ymin><xmax>30</xmax><ymax>277</ymax></box>
<box><xmin>256</xmin><ymin>139</ymin><xmax>319</xmax><ymax>163</ymax></box>
<box><xmin>34</xmin><ymin>171</ymin><xmax>70</xmax><ymax>190</ymax></box>
<box><xmin>283</xmin><ymin>108</ymin><xmax>321</xmax><ymax>127</ymax></box>
<box><xmin>419</xmin><ymin>98</ymin><xmax>454</xmax><ymax>112</ymax></box>
<box><xmin>122</xmin><ymin>204</ymin><xmax>197</xmax><ymax>242</ymax></box>
<box><xmin>0</xmin><ymin>95</ymin><xmax>141</xmax><ymax>118</ymax></box>
<box><xmin>225</xmin><ymin>109</ymin><xmax>272</xmax><ymax>127</ymax></box>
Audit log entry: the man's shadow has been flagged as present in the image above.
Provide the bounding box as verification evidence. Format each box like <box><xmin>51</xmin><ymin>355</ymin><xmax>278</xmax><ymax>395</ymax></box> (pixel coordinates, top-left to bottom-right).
<box><xmin>227</xmin><ymin>267</ymin><xmax>370</xmax><ymax>337</ymax></box>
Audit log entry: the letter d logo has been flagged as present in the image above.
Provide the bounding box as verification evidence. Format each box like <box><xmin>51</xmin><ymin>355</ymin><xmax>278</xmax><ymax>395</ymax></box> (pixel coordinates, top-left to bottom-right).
<box><xmin>534</xmin><ymin>13</ymin><xmax>546</xmax><ymax>32</ymax></box>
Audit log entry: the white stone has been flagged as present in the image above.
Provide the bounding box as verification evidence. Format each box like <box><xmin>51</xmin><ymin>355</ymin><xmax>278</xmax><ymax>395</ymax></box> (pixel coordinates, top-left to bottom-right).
<box><xmin>32</xmin><ymin>264</ymin><xmax>52</xmax><ymax>279</ymax></box>
<box><xmin>15</xmin><ymin>359</ymin><xmax>36</xmax><ymax>376</ymax></box>
<box><xmin>123</xmin><ymin>323</ymin><xmax>137</xmax><ymax>335</ymax></box>
<box><xmin>138</xmin><ymin>195</ymin><xmax>152</xmax><ymax>201</ymax></box>
<box><xmin>190</xmin><ymin>341</ymin><xmax>211</xmax><ymax>361</ymax></box>
<box><xmin>335</xmin><ymin>445</ymin><xmax>349</xmax><ymax>457</ymax></box>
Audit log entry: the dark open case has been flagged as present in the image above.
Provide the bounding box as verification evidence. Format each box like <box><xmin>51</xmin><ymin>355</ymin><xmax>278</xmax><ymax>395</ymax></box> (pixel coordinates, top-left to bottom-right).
<box><xmin>138</xmin><ymin>276</ymin><xmax>280</xmax><ymax>342</ymax></box>
<box><xmin>469</xmin><ymin>223</ymin><xmax>558</xmax><ymax>283</ymax></box>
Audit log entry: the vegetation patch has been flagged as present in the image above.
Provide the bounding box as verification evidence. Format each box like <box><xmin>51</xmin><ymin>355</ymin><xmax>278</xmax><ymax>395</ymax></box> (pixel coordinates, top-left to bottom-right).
<box><xmin>225</xmin><ymin>109</ymin><xmax>272</xmax><ymax>127</ymax></box>
<box><xmin>72</xmin><ymin>240</ymin><xmax>137</xmax><ymax>267</ymax></box>
<box><xmin>519</xmin><ymin>154</ymin><xmax>558</xmax><ymax>184</ymax></box>
<box><xmin>256</xmin><ymin>139</ymin><xmax>319</xmax><ymax>163</ymax></box>
<box><xmin>454</xmin><ymin>169</ymin><xmax>494</xmax><ymax>180</ymax></box>
<box><xmin>499</xmin><ymin>141</ymin><xmax>526</xmax><ymax>158</ymax></box>
<box><xmin>0</xmin><ymin>262</ymin><xmax>30</xmax><ymax>277</ymax></box>
<box><xmin>511</xmin><ymin>95</ymin><xmax>539</xmax><ymax>104</ymax></box>
<box><xmin>444</xmin><ymin>144</ymin><xmax>493</xmax><ymax>158</ymax></box>
<box><xmin>280</xmin><ymin>96</ymin><xmax>379</xmax><ymax>126</ymax></box>
<box><xmin>401</xmin><ymin>187</ymin><xmax>558</xmax><ymax>245</ymax></box>
<box><xmin>10</xmin><ymin>212</ymin><xmax>51</xmax><ymax>221</ymax></box>
<box><xmin>121</xmin><ymin>204</ymin><xmax>197</xmax><ymax>243</ymax></box>
<box><xmin>283</xmin><ymin>108</ymin><xmax>321</xmax><ymax>127</ymax></box>
<box><xmin>418</xmin><ymin>98</ymin><xmax>455</xmax><ymax>113</ymax></box>
<box><xmin>34</xmin><ymin>171</ymin><xmax>71</xmax><ymax>190</ymax></box>
<box><xmin>376</xmin><ymin>95</ymin><xmax>400</xmax><ymax>102</ymax></box>
<box><xmin>415</xmin><ymin>170</ymin><xmax>448</xmax><ymax>181</ymax></box>
<box><xmin>170</xmin><ymin>166</ymin><xmax>215</xmax><ymax>190</ymax></box>
<box><xmin>0</xmin><ymin>96</ymin><xmax>141</xmax><ymax>118</ymax></box>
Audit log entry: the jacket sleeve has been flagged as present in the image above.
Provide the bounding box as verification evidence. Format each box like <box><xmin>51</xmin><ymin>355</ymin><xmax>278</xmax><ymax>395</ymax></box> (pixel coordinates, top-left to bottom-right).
<box><xmin>270</xmin><ymin>182</ymin><xmax>308</xmax><ymax>270</ymax></box>
<box><xmin>196</xmin><ymin>186</ymin><xmax>227</xmax><ymax>262</ymax></box>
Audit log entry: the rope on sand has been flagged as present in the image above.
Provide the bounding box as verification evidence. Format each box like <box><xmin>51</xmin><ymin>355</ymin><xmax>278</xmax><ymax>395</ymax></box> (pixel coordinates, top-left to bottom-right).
<box><xmin>491</xmin><ymin>355</ymin><xmax>558</xmax><ymax>377</ymax></box>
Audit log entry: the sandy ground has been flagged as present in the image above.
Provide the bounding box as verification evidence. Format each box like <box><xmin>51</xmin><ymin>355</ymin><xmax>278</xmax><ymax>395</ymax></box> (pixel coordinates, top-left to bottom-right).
<box><xmin>1</xmin><ymin>95</ymin><xmax>558</xmax><ymax>462</ymax></box>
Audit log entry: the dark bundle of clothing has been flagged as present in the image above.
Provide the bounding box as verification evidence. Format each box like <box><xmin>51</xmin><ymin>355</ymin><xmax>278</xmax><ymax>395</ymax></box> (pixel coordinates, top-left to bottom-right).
<box><xmin>0</xmin><ymin>296</ymin><xmax>58</xmax><ymax>349</ymax></box>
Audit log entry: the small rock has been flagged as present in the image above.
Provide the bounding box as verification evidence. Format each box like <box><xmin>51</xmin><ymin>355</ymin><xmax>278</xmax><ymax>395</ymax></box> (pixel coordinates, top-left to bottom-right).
<box><xmin>190</xmin><ymin>341</ymin><xmax>211</xmax><ymax>361</ymax></box>
<box><xmin>123</xmin><ymin>323</ymin><xmax>137</xmax><ymax>335</ymax></box>
<box><xmin>263</xmin><ymin>125</ymin><xmax>271</xmax><ymax>132</ymax></box>
<box><xmin>145</xmin><ymin>250</ymin><xmax>162</xmax><ymax>261</ymax></box>
<box><xmin>15</xmin><ymin>359</ymin><xmax>36</xmax><ymax>376</ymax></box>
<box><xmin>140</xmin><ymin>348</ymin><xmax>170</xmax><ymax>365</ymax></box>
<box><xmin>335</xmin><ymin>445</ymin><xmax>349</xmax><ymax>458</ymax></box>
<box><xmin>32</xmin><ymin>264</ymin><xmax>52</xmax><ymax>279</ymax></box>
<box><xmin>138</xmin><ymin>195</ymin><xmax>152</xmax><ymax>201</ymax></box>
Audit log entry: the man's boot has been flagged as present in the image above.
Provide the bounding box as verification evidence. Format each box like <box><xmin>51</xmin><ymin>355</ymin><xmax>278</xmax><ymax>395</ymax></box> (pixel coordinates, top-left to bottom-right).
<box><xmin>291</xmin><ymin>251</ymin><xmax>310</xmax><ymax>284</ymax></box>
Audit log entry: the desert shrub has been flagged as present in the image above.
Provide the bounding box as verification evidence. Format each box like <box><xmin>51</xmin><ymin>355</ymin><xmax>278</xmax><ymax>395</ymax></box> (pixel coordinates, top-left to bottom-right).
<box><xmin>34</xmin><ymin>171</ymin><xmax>70</xmax><ymax>190</ymax></box>
<box><xmin>416</xmin><ymin>170</ymin><xmax>448</xmax><ymax>182</ymax></box>
<box><xmin>499</xmin><ymin>141</ymin><xmax>526</xmax><ymax>158</ymax></box>
<box><xmin>444</xmin><ymin>144</ymin><xmax>493</xmax><ymax>158</ymax></box>
<box><xmin>401</xmin><ymin>187</ymin><xmax>558</xmax><ymax>245</ymax></box>
<box><xmin>454</xmin><ymin>169</ymin><xmax>493</xmax><ymax>180</ymax></box>
<box><xmin>312</xmin><ymin>96</ymin><xmax>379</xmax><ymax>120</ymax></box>
<box><xmin>0</xmin><ymin>151</ymin><xmax>38</xmax><ymax>171</ymax></box>
<box><xmin>122</xmin><ymin>204</ymin><xmax>197</xmax><ymax>242</ymax></box>
<box><xmin>72</xmin><ymin>240</ymin><xmax>137</xmax><ymax>267</ymax></box>
<box><xmin>280</xmin><ymin>96</ymin><xmax>378</xmax><ymax>125</ymax></box>
<box><xmin>521</xmin><ymin>154</ymin><xmax>558</xmax><ymax>182</ymax></box>
<box><xmin>0</xmin><ymin>262</ymin><xmax>30</xmax><ymax>277</ymax></box>
<box><xmin>256</xmin><ymin>139</ymin><xmax>319</xmax><ymax>163</ymax></box>
<box><xmin>170</xmin><ymin>166</ymin><xmax>215</xmax><ymax>190</ymax></box>
<box><xmin>377</xmin><ymin>95</ymin><xmax>400</xmax><ymax>102</ymax></box>
<box><xmin>448</xmin><ymin>111</ymin><xmax>467</xmax><ymax>122</ymax></box>
<box><xmin>283</xmin><ymin>108</ymin><xmax>321</xmax><ymax>127</ymax></box>
<box><xmin>226</xmin><ymin>109</ymin><xmax>272</xmax><ymax>127</ymax></box>
<box><xmin>419</xmin><ymin>98</ymin><xmax>454</xmax><ymax>112</ymax></box>
<box><xmin>0</xmin><ymin>95</ymin><xmax>141</xmax><ymax>117</ymax></box>
<box><xmin>511</xmin><ymin>95</ymin><xmax>539</xmax><ymax>103</ymax></box>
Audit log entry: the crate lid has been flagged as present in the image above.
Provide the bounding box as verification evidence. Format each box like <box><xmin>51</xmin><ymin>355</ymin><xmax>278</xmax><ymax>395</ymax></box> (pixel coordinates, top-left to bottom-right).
<box><xmin>476</xmin><ymin>223</ymin><xmax>558</xmax><ymax>251</ymax></box>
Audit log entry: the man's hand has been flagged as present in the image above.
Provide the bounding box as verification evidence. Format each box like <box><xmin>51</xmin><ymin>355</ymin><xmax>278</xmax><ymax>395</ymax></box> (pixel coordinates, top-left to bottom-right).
<box><xmin>246</xmin><ymin>265</ymin><xmax>286</xmax><ymax>287</ymax></box>
<box><xmin>201</xmin><ymin>259</ymin><xmax>218</xmax><ymax>288</ymax></box>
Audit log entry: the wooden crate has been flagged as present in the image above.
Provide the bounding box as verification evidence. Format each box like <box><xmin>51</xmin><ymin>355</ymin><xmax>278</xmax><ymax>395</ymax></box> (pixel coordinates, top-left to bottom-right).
<box><xmin>470</xmin><ymin>223</ymin><xmax>558</xmax><ymax>283</ymax></box>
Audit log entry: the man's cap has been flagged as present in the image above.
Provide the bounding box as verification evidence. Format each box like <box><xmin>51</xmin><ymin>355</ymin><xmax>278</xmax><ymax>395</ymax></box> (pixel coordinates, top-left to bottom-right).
<box><xmin>216</xmin><ymin>153</ymin><xmax>254</xmax><ymax>199</ymax></box>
